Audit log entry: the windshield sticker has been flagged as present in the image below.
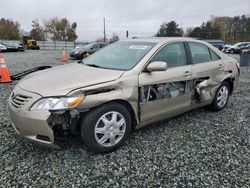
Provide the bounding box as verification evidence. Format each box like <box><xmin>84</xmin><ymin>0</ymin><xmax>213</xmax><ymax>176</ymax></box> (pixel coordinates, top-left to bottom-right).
<box><xmin>129</xmin><ymin>45</ymin><xmax>149</xmax><ymax>50</ymax></box>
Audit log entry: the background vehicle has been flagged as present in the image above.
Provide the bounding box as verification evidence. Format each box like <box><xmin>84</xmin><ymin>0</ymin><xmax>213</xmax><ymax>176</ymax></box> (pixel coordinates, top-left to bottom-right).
<box><xmin>240</xmin><ymin>44</ymin><xmax>250</xmax><ymax>54</ymax></box>
<box><xmin>8</xmin><ymin>38</ymin><xmax>239</xmax><ymax>153</ymax></box>
<box><xmin>0</xmin><ymin>41</ymin><xmax>24</xmax><ymax>52</ymax></box>
<box><xmin>0</xmin><ymin>44</ymin><xmax>7</xmax><ymax>52</ymax></box>
<box><xmin>18</xmin><ymin>44</ymin><xmax>24</xmax><ymax>52</ymax></box>
<box><xmin>241</xmin><ymin>48</ymin><xmax>250</xmax><ymax>54</ymax></box>
<box><xmin>202</xmin><ymin>39</ymin><xmax>225</xmax><ymax>50</ymax></box>
<box><xmin>0</xmin><ymin>40</ymin><xmax>19</xmax><ymax>52</ymax></box>
<box><xmin>74</xmin><ymin>44</ymin><xmax>87</xmax><ymax>50</ymax></box>
<box><xmin>222</xmin><ymin>42</ymin><xmax>250</xmax><ymax>54</ymax></box>
<box><xmin>21</xmin><ymin>36</ymin><xmax>40</xmax><ymax>50</ymax></box>
<box><xmin>70</xmin><ymin>42</ymin><xmax>108</xmax><ymax>59</ymax></box>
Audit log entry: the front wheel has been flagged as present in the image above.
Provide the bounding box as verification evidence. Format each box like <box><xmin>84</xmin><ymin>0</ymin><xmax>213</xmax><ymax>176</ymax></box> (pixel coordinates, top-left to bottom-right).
<box><xmin>229</xmin><ymin>49</ymin><xmax>235</xmax><ymax>54</ymax></box>
<box><xmin>209</xmin><ymin>81</ymin><xmax>230</xmax><ymax>111</ymax></box>
<box><xmin>81</xmin><ymin>102</ymin><xmax>132</xmax><ymax>153</ymax></box>
<box><xmin>81</xmin><ymin>52</ymin><xmax>88</xmax><ymax>59</ymax></box>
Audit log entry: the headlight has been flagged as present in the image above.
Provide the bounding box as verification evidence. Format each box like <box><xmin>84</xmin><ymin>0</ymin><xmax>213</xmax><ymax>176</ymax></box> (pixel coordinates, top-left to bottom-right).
<box><xmin>0</xmin><ymin>45</ymin><xmax>7</xmax><ymax>50</ymax></box>
<box><xmin>30</xmin><ymin>96</ymin><xmax>84</xmax><ymax>111</ymax></box>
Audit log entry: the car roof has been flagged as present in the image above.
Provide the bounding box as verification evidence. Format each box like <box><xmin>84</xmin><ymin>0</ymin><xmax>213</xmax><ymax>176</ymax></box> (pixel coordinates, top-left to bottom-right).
<box><xmin>202</xmin><ymin>39</ymin><xmax>224</xmax><ymax>43</ymax></box>
<box><xmin>236</xmin><ymin>42</ymin><xmax>250</xmax><ymax>44</ymax></box>
<box><xmin>123</xmin><ymin>37</ymin><xmax>206</xmax><ymax>44</ymax></box>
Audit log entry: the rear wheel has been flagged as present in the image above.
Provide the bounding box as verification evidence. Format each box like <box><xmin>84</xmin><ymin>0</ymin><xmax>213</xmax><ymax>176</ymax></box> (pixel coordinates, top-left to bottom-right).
<box><xmin>80</xmin><ymin>102</ymin><xmax>132</xmax><ymax>153</ymax></box>
<box><xmin>209</xmin><ymin>81</ymin><xmax>230</xmax><ymax>111</ymax></box>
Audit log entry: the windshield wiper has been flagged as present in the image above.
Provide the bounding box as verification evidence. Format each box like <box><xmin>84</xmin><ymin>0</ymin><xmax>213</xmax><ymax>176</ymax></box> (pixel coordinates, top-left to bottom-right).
<box><xmin>85</xmin><ymin>64</ymin><xmax>102</xmax><ymax>68</ymax></box>
<box><xmin>77</xmin><ymin>60</ymin><xmax>84</xmax><ymax>64</ymax></box>
<box><xmin>77</xmin><ymin>61</ymin><xmax>101</xmax><ymax>68</ymax></box>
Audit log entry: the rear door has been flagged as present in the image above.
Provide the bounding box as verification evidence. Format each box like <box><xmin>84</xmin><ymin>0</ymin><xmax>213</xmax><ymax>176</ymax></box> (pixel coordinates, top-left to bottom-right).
<box><xmin>187</xmin><ymin>42</ymin><xmax>225</xmax><ymax>100</ymax></box>
<box><xmin>139</xmin><ymin>42</ymin><xmax>193</xmax><ymax>123</ymax></box>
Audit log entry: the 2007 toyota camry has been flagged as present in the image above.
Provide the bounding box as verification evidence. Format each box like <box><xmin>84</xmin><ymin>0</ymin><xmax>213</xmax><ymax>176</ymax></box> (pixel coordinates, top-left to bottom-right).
<box><xmin>8</xmin><ymin>37</ymin><xmax>240</xmax><ymax>153</ymax></box>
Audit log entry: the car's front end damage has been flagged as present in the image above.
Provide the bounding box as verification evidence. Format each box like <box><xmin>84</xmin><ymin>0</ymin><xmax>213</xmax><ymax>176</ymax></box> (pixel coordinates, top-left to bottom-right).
<box><xmin>8</xmin><ymin>81</ymin><xmax>138</xmax><ymax>148</ymax></box>
<box><xmin>8</xmin><ymin>86</ymin><xmax>58</xmax><ymax>148</ymax></box>
<box><xmin>8</xmin><ymin>85</ymin><xmax>92</xmax><ymax>148</ymax></box>
<box><xmin>7</xmin><ymin>62</ymin><xmax>138</xmax><ymax>148</ymax></box>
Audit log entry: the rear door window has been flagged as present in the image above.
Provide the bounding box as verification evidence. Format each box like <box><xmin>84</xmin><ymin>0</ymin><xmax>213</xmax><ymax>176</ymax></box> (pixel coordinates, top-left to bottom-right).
<box><xmin>189</xmin><ymin>42</ymin><xmax>211</xmax><ymax>64</ymax></box>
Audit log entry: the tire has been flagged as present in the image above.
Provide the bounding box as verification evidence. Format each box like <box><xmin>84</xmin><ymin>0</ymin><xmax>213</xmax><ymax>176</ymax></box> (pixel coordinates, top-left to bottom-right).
<box><xmin>80</xmin><ymin>102</ymin><xmax>132</xmax><ymax>153</ymax></box>
<box><xmin>209</xmin><ymin>81</ymin><xmax>230</xmax><ymax>111</ymax></box>
<box><xmin>229</xmin><ymin>49</ymin><xmax>235</xmax><ymax>54</ymax></box>
<box><xmin>81</xmin><ymin>52</ymin><xmax>87</xmax><ymax>59</ymax></box>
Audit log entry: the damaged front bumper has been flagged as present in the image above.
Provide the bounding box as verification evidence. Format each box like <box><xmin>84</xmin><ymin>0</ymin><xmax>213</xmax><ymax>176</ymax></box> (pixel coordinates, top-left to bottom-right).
<box><xmin>9</xmin><ymin>108</ymin><xmax>59</xmax><ymax>148</ymax></box>
<box><xmin>8</xmin><ymin>86</ymin><xmax>77</xmax><ymax>149</ymax></box>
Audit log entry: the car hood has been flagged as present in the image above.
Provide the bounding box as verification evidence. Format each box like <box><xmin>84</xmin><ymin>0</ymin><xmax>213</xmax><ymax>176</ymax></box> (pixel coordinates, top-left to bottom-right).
<box><xmin>8</xmin><ymin>46</ymin><xmax>18</xmax><ymax>49</ymax></box>
<box><xmin>17</xmin><ymin>63</ymin><xmax>124</xmax><ymax>96</ymax></box>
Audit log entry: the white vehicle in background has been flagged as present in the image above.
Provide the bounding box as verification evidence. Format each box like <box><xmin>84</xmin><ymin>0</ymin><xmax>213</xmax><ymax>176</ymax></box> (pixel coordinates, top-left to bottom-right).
<box><xmin>241</xmin><ymin>44</ymin><xmax>250</xmax><ymax>54</ymax></box>
<box><xmin>222</xmin><ymin>42</ymin><xmax>250</xmax><ymax>54</ymax></box>
<box><xmin>0</xmin><ymin>44</ymin><xmax>7</xmax><ymax>52</ymax></box>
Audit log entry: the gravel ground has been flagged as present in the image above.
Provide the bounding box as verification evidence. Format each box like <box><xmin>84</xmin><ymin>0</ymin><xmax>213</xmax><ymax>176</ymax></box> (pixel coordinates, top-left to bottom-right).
<box><xmin>0</xmin><ymin>51</ymin><xmax>249</xmax><ymax>187</ymax></box>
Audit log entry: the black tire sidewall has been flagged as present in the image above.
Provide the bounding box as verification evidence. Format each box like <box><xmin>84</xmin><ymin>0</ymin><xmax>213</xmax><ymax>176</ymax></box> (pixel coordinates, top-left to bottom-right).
<box><xmin>81</xmin><ymin>52</ymin><xmax>87</xmax><ymax>59</ymax></box>
<box><xmin>211</xmin><ymin>81</ymin><xmax>230</xmax><ymax>111</ymax></box>
<box><xmin>81</xmin><ymin>102</ymin><xmax>132</xmax><ymax>153</ymax></box>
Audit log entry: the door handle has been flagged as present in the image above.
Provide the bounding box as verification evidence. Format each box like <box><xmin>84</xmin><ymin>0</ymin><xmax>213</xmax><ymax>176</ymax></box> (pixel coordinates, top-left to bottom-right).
<box><xmin>218</xmin><ymin>64</ymin><xmax>224</xmax><ymax>69</ymax></box>
<box><xmin>184</xmin><ymin>71</ymin><xmax>192</xmax><ymax>76</ymax></box>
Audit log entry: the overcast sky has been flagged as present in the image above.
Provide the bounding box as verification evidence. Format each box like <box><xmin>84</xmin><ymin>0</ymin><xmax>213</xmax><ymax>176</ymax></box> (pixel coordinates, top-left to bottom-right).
<box><xmin>1</xmin><ymin>0</ymin><xmax>250</xmax><ymax>41</ymax></box>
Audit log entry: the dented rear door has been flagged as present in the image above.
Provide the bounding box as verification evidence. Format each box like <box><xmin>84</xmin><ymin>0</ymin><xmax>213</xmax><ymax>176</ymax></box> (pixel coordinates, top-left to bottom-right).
<box><xmin>187</xmin><ymin>42</ymin><xmax>225</xmax><ymax>102</ymax></box>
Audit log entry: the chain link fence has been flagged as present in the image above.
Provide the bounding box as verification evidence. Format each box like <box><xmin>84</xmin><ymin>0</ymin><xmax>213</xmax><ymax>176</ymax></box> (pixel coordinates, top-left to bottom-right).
<box><xmin>36</xmin><ymin>41</ymin><xmax>87</xmax><ymax>50</ymax></box>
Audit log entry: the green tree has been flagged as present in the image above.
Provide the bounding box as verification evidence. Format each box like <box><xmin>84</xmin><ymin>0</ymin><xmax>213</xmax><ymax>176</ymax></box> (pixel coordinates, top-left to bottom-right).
<box><xmin>45</xmin><ymin>17</ymin><xmax>77</xmax><ymax>41</ymax></box>
<box><xmin>188</xmin><ymin>27</ymin><xmax>202</xmax><ymax>38</ymax></box>
<box><xmin>0</xmin><ymin>18</ymin><xmax>20</xmax><ymax>40</ymax></box>
<box><xmin>30</xmin><ymin>20</ymin><xmax>46</xmax><ymax>41</ymax></box>
<box><xmin>187</xmin><ymin>21</ymin><xmax>221</xmax><ymax>39</ymax></box>
<box><xmin>194</xmin><ymin>15</ymin><xmax>250</xmax><ymax>43</ymax></box>
<box><xmin>156</xmin><ymin>21</ymin><xmax>183</xmax><ymax>37</ymax></box>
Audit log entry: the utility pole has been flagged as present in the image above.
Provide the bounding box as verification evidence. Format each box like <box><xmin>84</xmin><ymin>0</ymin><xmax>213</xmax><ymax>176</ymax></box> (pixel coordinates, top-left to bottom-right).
<box><xmin>180</xmin><ymin>21</ymin><xmax>184</xmax><ymax>37</ymax></box>
<box><xmin>103</xmin><ymin>17</ymin><xmax>106</xmax><ymax>42</ymax></box>
<box><xmin>126</xmin><ymin>30</ymin><xmax>129</xmax><ymax>38</ymax></box>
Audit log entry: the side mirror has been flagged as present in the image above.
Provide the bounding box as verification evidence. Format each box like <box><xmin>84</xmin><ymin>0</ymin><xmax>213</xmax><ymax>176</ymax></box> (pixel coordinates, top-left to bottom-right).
<box><xmin>146</xmin><ymin>61</ymin><xmax>167</xmax><ymax>72</ymax></box>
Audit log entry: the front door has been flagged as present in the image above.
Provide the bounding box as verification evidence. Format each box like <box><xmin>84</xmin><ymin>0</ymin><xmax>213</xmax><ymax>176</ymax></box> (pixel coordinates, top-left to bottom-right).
<box><xmin>139</xmin><ymin>42</ymin><xmax>193</xmax><ymax>123</ymax></box>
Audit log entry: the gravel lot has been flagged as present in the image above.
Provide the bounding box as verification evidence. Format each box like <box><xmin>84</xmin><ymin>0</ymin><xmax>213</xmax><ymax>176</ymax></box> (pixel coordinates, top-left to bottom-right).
<box><xmin>0</xmin><ymin>51</ymin><xmax>249</xmax><ymax>187</ymax></box>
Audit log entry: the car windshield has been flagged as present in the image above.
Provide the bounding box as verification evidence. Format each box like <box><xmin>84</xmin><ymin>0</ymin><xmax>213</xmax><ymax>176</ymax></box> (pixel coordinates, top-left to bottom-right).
<box><xmin>0</xmin><ymin>41</ymin><xmax>8</xmax><ymax>45</ymax></box>
<box><xmin>9</xmin><ymin>41</ymin><xmax>18</xmax><ymax>45</ymax></box>
<box><xmin>83</xmin><ymin>43</ymin><xmax>95</xmax><ymax>49</ymax></box>
<box><xmin>83</xmin><ymin>41</ymin><xmax>156</xmax><ymax>70</ymax></box>
<box><xmin>75</xmin><ymin>45</ymin><xmax>85</xmax><ymax>49</ymax></box>
<box><xmin>234</xmin><ymin>42</ymin><xmax>242</xmax><ymax>47</ymax></box>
